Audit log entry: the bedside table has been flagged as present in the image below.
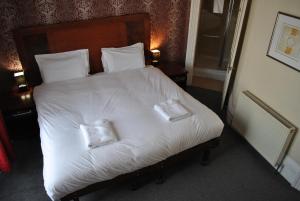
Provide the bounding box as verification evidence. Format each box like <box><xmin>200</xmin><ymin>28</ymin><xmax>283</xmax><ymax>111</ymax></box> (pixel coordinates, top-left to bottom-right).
<box><xmin>0</xmin><ymin>88</ymin><xmax>38</xmax><ymax>139</ymax></box>
<box><xmin>157</xmin><ymin>62</ymin><xmax>188</xmax><ymax>89</ymax></box>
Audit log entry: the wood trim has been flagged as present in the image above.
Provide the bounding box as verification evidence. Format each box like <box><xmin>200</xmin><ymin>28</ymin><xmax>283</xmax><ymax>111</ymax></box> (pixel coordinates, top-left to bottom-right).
<box><xmin>222</xmin><ymin>0</ymin><xmax>252</xmax><ymax>110</ymax></box>
<box><xmin>185</xmin><ymin>0</ymin><xmax>202</xmax><ymax>85</ymax></box>
<box><xmin>221</xmin><ymin>0</ymin><xmax>251</xmax><ymax>109</ymax></box>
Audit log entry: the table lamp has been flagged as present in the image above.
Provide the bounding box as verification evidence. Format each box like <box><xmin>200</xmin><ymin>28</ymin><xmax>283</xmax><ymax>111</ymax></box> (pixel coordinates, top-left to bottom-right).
<box><xmin>14</xmin><ymin>71</ymin><xmax>28</xmax><ymax>92</ymax></box>
<box><xmin>150</xmin><ymin>49</ymin><xmax>160</xmax><ymax>66</ymax></box>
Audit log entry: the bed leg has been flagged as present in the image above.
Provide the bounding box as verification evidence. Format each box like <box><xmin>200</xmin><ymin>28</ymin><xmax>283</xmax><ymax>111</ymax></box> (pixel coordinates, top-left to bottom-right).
<box><xmin>156</xmin><ymin>173</ymin><xmax>166</xmax><ymax>184</ymax></box>
<box><xmin>130</xmin><ymin>181</ymin><xmax>139</xmax><ymax>191</ymax></box>
<box><xmin>155</xmin><ymin>163</ymin><xmax>166</xmax><ymax>184</ymax></box>
<box><xmin>200</xmin><ymin>149</ymin><xmax>211</xmax><ymax>166</ymax></box>
<box><xmin>130</xmin><ymin>172</ymin><xmax>142</xmax><ymax>191</ymax></box>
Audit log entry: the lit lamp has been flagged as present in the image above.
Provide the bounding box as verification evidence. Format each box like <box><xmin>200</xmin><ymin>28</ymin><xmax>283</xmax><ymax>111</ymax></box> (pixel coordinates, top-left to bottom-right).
<box><xmin>14</xmin><ymin>71</ymin><xmax>28</xmax><ymax>92</ymax></box>
<box><xmin>150</xmin><ymin>49</ymin><xmax>160</xmax><ymax>66</ymax></box>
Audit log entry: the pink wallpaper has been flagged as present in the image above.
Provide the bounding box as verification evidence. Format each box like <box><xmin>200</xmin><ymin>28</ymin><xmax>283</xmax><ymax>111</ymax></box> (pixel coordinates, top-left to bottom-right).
<box><xmin>0</xmin><ymin>0</ymin><xmax>191</xmax><ymax>72</ymax></box>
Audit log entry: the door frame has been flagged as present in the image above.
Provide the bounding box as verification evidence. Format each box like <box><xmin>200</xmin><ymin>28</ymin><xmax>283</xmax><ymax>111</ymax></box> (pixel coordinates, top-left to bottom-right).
<box><xmin>222</xmin><ymin>0</ymin><xmax>252</xmax><ymax>109</ymax></box>
<box><xmin>185</xmin><ymin>0</ymin><xmax>202</xmax><ymax>85</ymax></box>
<box><xmin>185</xmin><ymin>0</ymin><xmax>252</xmax><ymax>100</ymax></box>
<box><xmin>221</xmin><ymin>0</ymin><xmax>251</xmax><ymax>108</ymax></box>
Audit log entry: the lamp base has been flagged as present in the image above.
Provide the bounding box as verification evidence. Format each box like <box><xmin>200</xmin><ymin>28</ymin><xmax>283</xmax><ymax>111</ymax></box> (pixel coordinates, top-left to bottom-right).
<box><xmin>18</xmin><ymin>85</ymin><xmax>28</xmax><ymax>92</ymax></box>
<box><xmin>151</xmin><ymin>60</ymin><xmax>160</xmax><ymax>67</ymax></box>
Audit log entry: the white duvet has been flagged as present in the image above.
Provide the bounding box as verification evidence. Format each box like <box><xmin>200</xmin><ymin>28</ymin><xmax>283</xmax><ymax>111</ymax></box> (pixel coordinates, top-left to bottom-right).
<box><xmin>34</xmin><ymin>66</ymin><xmax>224</xmax><ymax>200</ymax></box>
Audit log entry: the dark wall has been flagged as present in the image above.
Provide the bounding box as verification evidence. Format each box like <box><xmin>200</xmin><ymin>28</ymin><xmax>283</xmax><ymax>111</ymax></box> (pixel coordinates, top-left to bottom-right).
<box><xmin>0</xmin><ymin>0</ymin><xmax>191</xmax><ymax>93</ymax></box>
<box><xmin>0</xmin><ymin>68</ymin><xmax>14</xmax><ymax>94</ymax></box>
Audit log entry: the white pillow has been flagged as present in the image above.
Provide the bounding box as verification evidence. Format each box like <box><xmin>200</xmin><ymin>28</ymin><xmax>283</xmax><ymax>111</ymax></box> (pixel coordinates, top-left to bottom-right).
<box><xmin>35</xmin><ymin>49</ymin><xmax>90</xmax><ymax>83</ymax></box>
<box><xmin>101</xmin><ymin>43</ymin><xmax>145</xmax><ymax>73</ymax></box>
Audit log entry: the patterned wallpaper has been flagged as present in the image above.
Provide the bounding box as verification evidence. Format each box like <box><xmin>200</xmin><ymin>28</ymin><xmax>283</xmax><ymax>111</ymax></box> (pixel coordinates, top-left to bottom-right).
<box><xmin>0</xmin><ymin>0</ymin><xmax>191</xmax><ymax>72</ymax></box>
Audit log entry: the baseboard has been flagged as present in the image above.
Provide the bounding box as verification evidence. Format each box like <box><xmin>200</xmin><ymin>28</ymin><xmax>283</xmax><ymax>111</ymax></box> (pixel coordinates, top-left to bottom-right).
<box><xmin>279</xmin><ymin>156</ymin><xmax>300</xmax><ymax>190</ymax></box>
<box><xmin>193</xmin><ymin>68</ymin><xmax>226</xmax><ymax>81</ymax></box>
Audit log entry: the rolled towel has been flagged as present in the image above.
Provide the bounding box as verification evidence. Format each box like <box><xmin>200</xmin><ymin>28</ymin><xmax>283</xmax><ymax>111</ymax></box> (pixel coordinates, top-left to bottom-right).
<box><xmin>154</xmin><ymin>99</ymin><xmax>192</xmax><ymax>122</ymax></box>
<box><xmin>79</xmin><ymin>119</ymin><xmax>117</xmax><ymax>149</ymax></box>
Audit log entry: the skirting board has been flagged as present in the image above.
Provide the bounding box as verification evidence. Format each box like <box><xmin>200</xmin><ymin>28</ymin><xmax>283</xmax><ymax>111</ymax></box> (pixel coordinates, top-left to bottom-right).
<box><xmin>193</xmin><ymin>68</ymin><xmax>226</xmax><ymax>81</ymax></box>
<box><xmin>279</xmin><ymin>156</ymin><xmax>300</xmax><ymax>191</ymax></box>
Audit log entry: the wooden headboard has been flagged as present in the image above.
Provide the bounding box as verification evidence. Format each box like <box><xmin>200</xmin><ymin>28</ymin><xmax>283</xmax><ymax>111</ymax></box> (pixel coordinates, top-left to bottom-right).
<box><xmin>14</xmin><ymin>13</ymin><xmax>150</xmax><ymax>87</ymax></box>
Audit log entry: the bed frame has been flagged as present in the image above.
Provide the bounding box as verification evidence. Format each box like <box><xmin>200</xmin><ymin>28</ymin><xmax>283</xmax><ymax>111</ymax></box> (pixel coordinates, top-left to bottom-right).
<box><xmin>13</xmin><ymin>13</ymin><xmax>221</xmax><ymax>201</ymax></box>
<box><xmin>61</xmin><ymin>138</ymin><xmax>219</xmax><ymax>201</ymax></box>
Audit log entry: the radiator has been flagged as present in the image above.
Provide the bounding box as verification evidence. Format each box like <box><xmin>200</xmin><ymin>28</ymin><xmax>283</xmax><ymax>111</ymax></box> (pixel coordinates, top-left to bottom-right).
<box><xmin>232</xmin><ymin>90</ymin><xmax>297</xmax><ymax>168</ymax></box>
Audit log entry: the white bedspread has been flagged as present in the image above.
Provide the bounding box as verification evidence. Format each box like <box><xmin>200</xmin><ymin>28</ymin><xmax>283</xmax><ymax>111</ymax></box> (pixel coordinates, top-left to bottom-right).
<box><xmin>33</xmin><ymin>66</ymin><xmax>224</xmax><ymax>200</ymax></box>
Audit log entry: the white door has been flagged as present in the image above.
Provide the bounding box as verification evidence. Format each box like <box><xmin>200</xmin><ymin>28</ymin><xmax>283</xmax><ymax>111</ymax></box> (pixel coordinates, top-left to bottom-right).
<box><xmin>221</xmin><ymin>0</ymin><xmax>250</xmax><ymax>108</ymax></box>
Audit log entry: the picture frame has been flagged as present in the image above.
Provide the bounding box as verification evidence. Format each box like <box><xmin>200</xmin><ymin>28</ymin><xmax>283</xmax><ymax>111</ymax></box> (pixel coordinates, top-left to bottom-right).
<box><xmin>267</xmin><ymin>12</ymin><xmax>300</xmax><ymax>72</ymax></box>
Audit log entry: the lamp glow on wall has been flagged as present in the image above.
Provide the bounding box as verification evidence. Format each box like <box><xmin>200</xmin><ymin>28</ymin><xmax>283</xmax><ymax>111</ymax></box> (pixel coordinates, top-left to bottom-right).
<box><xmin>150</xmin><ymin>49</ymin><xmax>160</xmax><ymax>66</ymax></box>
<box><xmin>14</xmin><ymin>71</ymin><xmax>28</xmax><ymax>92</ymax></box>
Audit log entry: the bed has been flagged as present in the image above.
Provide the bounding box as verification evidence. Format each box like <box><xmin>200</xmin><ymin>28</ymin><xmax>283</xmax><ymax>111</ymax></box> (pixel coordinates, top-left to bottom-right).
<box><xmin>14</xmin><ymin>14</ymin><xmax>224</xmax><ymax>201</ymax></box>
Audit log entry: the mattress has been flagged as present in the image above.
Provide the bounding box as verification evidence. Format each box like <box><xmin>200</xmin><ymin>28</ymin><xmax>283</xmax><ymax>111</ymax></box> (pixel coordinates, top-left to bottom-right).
<box><xmin>33</xmin><ymin>66</ymin><xmax>224</xmax><ymax>200</ymax></box>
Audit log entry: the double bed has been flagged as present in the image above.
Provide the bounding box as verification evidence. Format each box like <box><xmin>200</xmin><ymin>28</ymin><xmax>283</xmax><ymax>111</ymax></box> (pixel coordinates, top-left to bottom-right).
<box><xmin>14</xmin><ymin>14</ymin><xmax>224</xmax><ymax>201</ymax></box>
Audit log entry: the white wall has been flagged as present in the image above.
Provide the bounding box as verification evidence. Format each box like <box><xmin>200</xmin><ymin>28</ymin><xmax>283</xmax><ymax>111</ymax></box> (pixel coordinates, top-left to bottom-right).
<box><xmin>231</xmin><ymin>0</ymin><xmax>300</xmax><ymax>165</ymax></box>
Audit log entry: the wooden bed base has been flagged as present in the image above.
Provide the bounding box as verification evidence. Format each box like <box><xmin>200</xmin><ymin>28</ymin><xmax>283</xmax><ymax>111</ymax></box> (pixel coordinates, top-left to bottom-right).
<box><xmin>61</xmin><ymin>137</ymin><xmax>220</xmax><ymax>201</ymax></box>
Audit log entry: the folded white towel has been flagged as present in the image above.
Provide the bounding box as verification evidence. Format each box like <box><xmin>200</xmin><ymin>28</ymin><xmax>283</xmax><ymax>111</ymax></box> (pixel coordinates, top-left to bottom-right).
<box><xmin>79</xmin><ymin>119</ymin><xmax>117</xmax><ymax>149</ymax></box>
<box><xmin>154</xmin><ymin>99</ymin><xmax>192</xmax><ymax>122</ymax></box>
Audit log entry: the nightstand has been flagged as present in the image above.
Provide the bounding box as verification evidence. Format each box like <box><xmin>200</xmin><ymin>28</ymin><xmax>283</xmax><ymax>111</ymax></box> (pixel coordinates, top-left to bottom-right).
<box><xmin>0</xmin><ymin>88</ymin><xmax>38</xmax><ymax>139</ymax></box>
<box><xmin>158</xmin><ymin>62</ymin><xmax>188</xmax><ymax>89</ymax></box>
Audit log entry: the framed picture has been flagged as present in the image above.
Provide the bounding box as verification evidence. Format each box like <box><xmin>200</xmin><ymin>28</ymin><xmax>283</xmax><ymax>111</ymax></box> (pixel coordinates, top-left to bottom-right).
<box><xmin>267</xmin><ymin>12</ymin><xmax>300</xmax><ymax>72</ymax></box>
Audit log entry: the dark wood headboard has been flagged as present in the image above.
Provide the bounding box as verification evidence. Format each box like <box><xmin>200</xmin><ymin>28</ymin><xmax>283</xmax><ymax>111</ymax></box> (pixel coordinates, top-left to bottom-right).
<box><xmin>14</xmin><ymin>13</ymin><xmax>150</xmax><ymax>87</ymax></box>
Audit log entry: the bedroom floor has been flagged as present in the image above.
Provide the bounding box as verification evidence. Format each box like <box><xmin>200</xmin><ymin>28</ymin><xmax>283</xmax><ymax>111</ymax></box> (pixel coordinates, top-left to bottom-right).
<box><xmin>1</xmin><ymin>87</ymin><xmax>300</xmax><ymax>201</ymax></box>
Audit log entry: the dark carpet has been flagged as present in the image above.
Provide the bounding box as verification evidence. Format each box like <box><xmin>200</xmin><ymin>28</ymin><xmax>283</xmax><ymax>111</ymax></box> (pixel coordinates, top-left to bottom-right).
<box><xmin>1</xmin><ymin>87</ymin><xmax>299</xmax><ymax>201</ymax></box>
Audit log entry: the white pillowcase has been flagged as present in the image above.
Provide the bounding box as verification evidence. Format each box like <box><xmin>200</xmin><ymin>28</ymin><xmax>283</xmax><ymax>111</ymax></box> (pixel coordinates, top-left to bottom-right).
<box><xmin>35</xmin><ymin>49</ymin><xmax>90</xmax><ymax>83</ymax></box>
<box><xmin>101</xmin><ymin>43</ymin><xmax>145</xmax><ymax>73</ymax></box>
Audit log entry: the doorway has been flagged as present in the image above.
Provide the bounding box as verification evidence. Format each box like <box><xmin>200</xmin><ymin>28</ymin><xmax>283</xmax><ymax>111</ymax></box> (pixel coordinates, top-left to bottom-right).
<box><xmin>192</xmin><ymin>0</ymin><xmax>241</xmax><ymax>92</ymax></box>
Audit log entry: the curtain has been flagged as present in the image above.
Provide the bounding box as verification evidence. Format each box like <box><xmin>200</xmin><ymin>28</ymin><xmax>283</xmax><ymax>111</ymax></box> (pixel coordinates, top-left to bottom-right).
<box><xmin>0</xmin><ymin>112</ymin><xmax>14</xmax><ymax>172</ymax></box>
<box><xmin>0</xmin><ymin>140</ymin><xmax>11</xmax><ymax>172</ymax></box>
